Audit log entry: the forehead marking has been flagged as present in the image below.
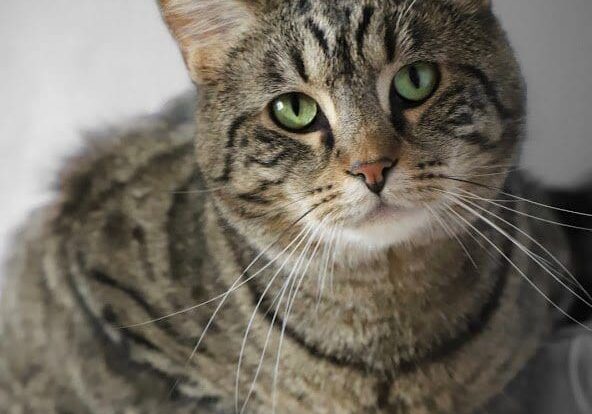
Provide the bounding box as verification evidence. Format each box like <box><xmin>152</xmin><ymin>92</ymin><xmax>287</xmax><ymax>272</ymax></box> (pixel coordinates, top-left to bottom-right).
<box><xmin>384</xmin><ymin>14</ymin><xmax>398</xmax><ymax>63</ymax></box>
<box><xmin>355</xmin><ymin>5</ymin><xmax>375</xmax><ymax>59</ymax></box>
<box><xmin>306</xmin><ymin>18</ymin><xmax>331</xmax><ymax>57</ymax></box>
<box><xmin>335</xmin><ymin>7</ymin><xmax>355</xmax><ymax>76</ymax></box>
<box><xmin>290</xmin><ymin>48</ymin><xmax>309</xmax><ymax>82</ymax></box>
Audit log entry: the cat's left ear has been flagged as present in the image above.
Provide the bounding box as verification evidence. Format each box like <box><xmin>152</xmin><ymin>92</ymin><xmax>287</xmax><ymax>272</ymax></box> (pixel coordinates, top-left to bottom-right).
<box><xmin>159</xmin><ymin>0</ymin><xmax>262</xmax><ymax>84</ymax></box>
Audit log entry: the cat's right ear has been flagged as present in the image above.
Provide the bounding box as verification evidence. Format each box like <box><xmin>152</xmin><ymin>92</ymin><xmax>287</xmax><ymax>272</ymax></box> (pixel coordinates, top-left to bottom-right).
<box><xmin>159</xmin><ymin>0</ymin><xmax>259</xmax><ymax>84</ymax></box>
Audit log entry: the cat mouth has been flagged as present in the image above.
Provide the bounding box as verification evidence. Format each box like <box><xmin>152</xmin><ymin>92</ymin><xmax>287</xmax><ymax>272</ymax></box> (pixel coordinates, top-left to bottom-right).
<box><xmin>355</xmin><ymin>202</ymin><xmax>416</xmax><ymax>226</ymax></box>
<box><xmin>336</xmin><ymin>200</ymin><xmax>432</xmax><ymax>249</ymax></box>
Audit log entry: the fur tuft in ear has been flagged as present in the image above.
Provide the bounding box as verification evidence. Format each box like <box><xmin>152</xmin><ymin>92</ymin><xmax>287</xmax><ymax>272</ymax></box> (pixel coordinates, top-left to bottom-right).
<box><xmin>159</xmin><ymin>0</ymin><xmax>257</xmax><ymax>83</ymax></box>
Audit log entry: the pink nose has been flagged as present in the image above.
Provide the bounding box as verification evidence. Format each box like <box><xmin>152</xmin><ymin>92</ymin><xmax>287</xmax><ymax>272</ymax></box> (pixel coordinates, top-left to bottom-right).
<box><xmin>348</xmin><ymin>159</ymin><xmax>395</xmax><ymax>194</ymax></box>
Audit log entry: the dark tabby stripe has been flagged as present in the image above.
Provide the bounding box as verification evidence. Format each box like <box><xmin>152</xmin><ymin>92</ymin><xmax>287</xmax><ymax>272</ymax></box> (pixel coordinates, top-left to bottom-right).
<box><xmin>65</xmin><ymin>266</ymin><xmax>200</xmax><ymax>403</ymax></box>
<box><xmin>83</xmin><ymin>265</ymin><xmax>189</xmax><ymax>345</ymax></box>
<box><xmin>247</xmin><ymin>280</ymin><xmax>361</xmax><ymax>370</ymax></box>
<box><xmin>432</xmin><ymin>124</ymin><xmax>496</xmax><ymax>150</ymax></box>
<box><xmin>218</xmin><ymin>114</ymin><xmax>250</xmax><ymax>182</ymax></box>
<box><xmin>88</xmin><ymin>269</ymin><xmax>161</xmax><ymax>321</ymax></box>
<box><xmin>290</xmin><ymin>48</ymin><xmax>309</xmax><ymax>82</ymax></box>
<box><xmin>356</xmin><ymin>6</ymin><xmax>375</xmax><ymax>58</ymax></box>
<box><xmin>306</xmin><ymin>18</ymin><xmax>331</xmax><ymax>57</ymax></box>
<box><xmin>246</xmin><ymin>149</ymin><xmax>290</xmax><ymax>168</ymax></box>
<box><xmin>448</xmin><ymin>112</ymin><xmax>473</xmax><ymax>127</ymax></box>
<box><xmin>237</xmin><ymin>192</ymin><xmax>273</xmax><ymax>205</ymax></box>
<box><xmin>251</xmin><ymin>127</ymin><xmax>311</xmax><ymax>160</ymax></box>
<box><xmin>408</xmin><ymin>23</ymin><xmax>425</xmax><ymax>51</ymax></box>
<box><xmin>456</xmin><ymin>64</ymin><xmax>520</xmax><ymax>120</ymax></box>
<box><xmin>221</xmin><ymin>199</ymin><xmax>516</xmax><ymax>378</ymax></box>
<box><xmin>221</xmin><ymin>232</ymin><xmax>361</xmax><ymax>373</ymax></box>
<box><xmin>263</xmin><ymin>51</ymin><xmax>287</xmax><ymax>86</ymax></box>
<box><xmin>122</xmin><ymin>329</ymin><xmax>162</xmax><ymax>352</ymax></box>
<box><xmin>336</xmin><ymin>8</ymin><xmax>355</xmax><ymax>76</ymax></box>
<box><xmin>426</xmin><ymin>85</ymin><xmax>467</xmax><ymax>119</ymax></box>
<box><xmin>384</xmin><ymin>14</ymin><xmax>397</xmax><ymax>62</ymax></box>
<box><xmin>459</xmin><ymin>132</ymin><xmax>498</xmax><ymax>150</ymax></box>
<box><xmin>133</xmin><ymin>226</ymin><xmax>158</xmax><ymax>282</ymax></box>
<box><xmin>389</xmin><ymin>101</ymin><xmax>409</xmax><ymax>137</ymax></box>
<box><xmin>400</xmin><ymin>218</ymin><xmax>515</xmax><ymax>373</ymax></box>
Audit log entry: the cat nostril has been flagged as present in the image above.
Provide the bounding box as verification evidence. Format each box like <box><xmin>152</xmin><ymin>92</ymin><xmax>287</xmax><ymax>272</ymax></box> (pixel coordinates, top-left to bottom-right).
<box><xmin>348</xmin><ymin>158</ymin><xmax>395</xmax><ymax>194</ymax></box>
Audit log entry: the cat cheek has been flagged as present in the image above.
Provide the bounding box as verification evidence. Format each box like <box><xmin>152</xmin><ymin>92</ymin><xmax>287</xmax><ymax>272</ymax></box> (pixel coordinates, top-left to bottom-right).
<box><xmin>259</xmin><ymin>112</ymin><xmax>328</xmax><ymax>151</ymax></box>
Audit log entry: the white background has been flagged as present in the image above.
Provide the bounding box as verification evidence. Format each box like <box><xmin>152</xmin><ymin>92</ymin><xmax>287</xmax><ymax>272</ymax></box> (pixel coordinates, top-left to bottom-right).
<box><xmin>0</xmin><ymin>1</ymin><xmax>591</xmax><ymax>265</ymax></box>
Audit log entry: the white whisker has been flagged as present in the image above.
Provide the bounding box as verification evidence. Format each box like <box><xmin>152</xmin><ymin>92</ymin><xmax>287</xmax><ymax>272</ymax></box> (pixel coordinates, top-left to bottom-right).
<box><xmin>451</xmin><ymin>182</ymin><xmax>592</xmax><ymax>218</ymax></box>
<box><xmin>235</xmin><ymin>224</ymin><xmax>313</xmax><ymax>412</ymax></box>
<box><xmin>122</xmin><ymin>225</ymin><xmax>309</xmax><ymax>330</ymax></box>
<box><xmin>329</xmin><ymin>228</ymin><xmax>343</xmax><ymax>297</ymax></box>
<box><xmin>243</xmin><ymin>221</ymin><xmax>320</xmax><ymax>414</ymax></box>
<box><xmin>316</xmin><ymin>223</ymin><xmax>337</xmax><ymax>313</ymax></box>
<box><xmin>463</xmin><ymin>169</ymin><xmax>520</xmax><ymax>179</ymax></box>
<box><xmin>470</xmin><ymin>164</ymin><xmax>520</xmax><ymax>170</ymax></box>
<box><xmin>442</xmin><ymin>190</ymin><xmax>592</xmax><ymax>306</ymax></box>
<box><xmin>448</xmin><ymin>188</ymin><xmax>592</xmax><ymax>231</ymax></box>
<box><xmin>238</xmin><ymin>259</ymin><xmax>294</xmax><ymax>414</ymax></box>
<box><xmin>443</xmin><ymin>197</ymin><xmax>592</xmax><ymax>332</ymax></box>
<box><xmin>425</xmin><ymin>203</ymin><xmax>478</xmax><ymax>270</ymax></box>
<box><xmin>171</xmin><ymin>184</ymin><xmax>230</xmax><ymax>195</ymax></box>
<box><xmin>271</xmin><ymin>214</ymin><xmax>330</xmax><ymax>414</ymax></box>
<box><xmin>438</xmin><ymin>204</ymin><xmax>490</xmax><ymax>254</ymax></box>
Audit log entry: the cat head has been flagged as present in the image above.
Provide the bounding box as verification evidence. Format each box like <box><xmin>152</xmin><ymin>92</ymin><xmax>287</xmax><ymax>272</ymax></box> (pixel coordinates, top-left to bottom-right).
<box><xmin>160</xmin><ymin>0</ymin><xmax>525</xmax><ymax>253</ymax></box>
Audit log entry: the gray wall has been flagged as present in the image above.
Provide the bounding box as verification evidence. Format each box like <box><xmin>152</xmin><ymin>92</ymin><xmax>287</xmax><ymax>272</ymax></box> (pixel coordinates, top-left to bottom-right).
<box><xmin>495</xmin><ymin>0</ymin><xmax>592</xmax><ymax>188</ymax></box>
<box><xmin>0</xmin><ymin>0</ymin><xmax>591</xmax><ymax>262</ymax></box>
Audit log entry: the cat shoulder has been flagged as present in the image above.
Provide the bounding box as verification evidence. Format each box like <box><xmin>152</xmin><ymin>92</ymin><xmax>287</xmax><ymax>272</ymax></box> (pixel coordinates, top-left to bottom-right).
<box><xmin>54</xmin><ymin>92</ymin><xmax>198</xmax><ymax>223</ymax></box>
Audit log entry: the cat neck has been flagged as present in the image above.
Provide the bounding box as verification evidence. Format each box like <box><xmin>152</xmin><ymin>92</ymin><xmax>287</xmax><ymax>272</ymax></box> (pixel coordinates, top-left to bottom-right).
<box><xmin>210</xmin><ymin>197</ymin><xmax>523</xmax><ymax>374</ymax></box>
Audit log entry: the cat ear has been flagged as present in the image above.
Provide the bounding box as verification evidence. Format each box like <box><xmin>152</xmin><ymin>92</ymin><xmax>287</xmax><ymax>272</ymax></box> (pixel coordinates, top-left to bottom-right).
<box><xmin>159</xmin><ymin>0</ymin><xmax>259</xmax><ymax>83</ymax></box>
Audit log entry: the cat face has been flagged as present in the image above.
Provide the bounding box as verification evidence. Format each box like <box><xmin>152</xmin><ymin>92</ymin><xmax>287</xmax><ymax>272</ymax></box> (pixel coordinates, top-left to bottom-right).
<box><xmin>161</xmin><ymin>0</ymin><xmax>525</xmax><ymax>251</ymax></box>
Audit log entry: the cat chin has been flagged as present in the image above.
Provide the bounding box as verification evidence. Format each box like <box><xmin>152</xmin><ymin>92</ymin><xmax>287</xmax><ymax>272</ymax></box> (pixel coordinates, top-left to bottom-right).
<box><xmin>336</xmin><ymin>207</ymin><xmax>433</xmax><ymax>251</ymax></box>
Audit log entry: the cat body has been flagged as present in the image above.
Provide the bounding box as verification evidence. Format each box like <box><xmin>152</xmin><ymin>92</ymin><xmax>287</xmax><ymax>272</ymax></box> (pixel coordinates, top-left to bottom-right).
<box><xmin>0</xmin><ymin>95</ymin><xmax>564</xmax><ymax>413</ymax></box>
<box><xmin>0</xmin><ymin>1</ymin><xmax>576</xmax><ymax>413</ymax></box>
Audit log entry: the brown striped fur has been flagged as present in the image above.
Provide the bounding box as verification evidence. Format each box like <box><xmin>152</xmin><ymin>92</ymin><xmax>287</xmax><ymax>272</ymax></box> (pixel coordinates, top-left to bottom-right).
<box><xmin>0</xmin><ymin>1</ymin><xmax>572</xmax><ymax>413</ymax></box>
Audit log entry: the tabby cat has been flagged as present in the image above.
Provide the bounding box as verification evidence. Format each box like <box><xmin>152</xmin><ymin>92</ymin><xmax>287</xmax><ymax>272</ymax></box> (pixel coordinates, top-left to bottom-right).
<box><xmin>0</xmin><ymin>0</ymin><xmax>584</xmax><ymax>413</ymax></box>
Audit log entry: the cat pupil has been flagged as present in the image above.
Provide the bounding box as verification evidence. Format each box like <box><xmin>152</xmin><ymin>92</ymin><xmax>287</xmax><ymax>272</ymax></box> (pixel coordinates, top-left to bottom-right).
<box><xmin>290</xmin><ymin>94</ymin><xmax>301</xmax><ymax>116</ymax></box>
<box><xmin>409</xmin><ymin>65</ymin><xmax>421</xmax><ymax>89</ymax></box>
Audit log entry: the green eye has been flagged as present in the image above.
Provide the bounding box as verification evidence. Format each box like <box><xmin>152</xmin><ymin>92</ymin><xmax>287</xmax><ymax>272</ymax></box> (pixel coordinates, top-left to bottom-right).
<box><xmin>393</xmin><ymin>62</ymin><xmax>439</xmax><ymax>104</ymax></box>
<box><xmin>271</xmin><ymin>93</ymin><xmax>319</xmax><ymax>131</ymax></box>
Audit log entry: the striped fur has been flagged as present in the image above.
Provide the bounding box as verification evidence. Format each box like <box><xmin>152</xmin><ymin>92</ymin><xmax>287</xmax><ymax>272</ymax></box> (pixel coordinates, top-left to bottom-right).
<box><xmin>0</xmin><ymin>1</ymin><xmax>573</xmax><ymax>413</ymax></box>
